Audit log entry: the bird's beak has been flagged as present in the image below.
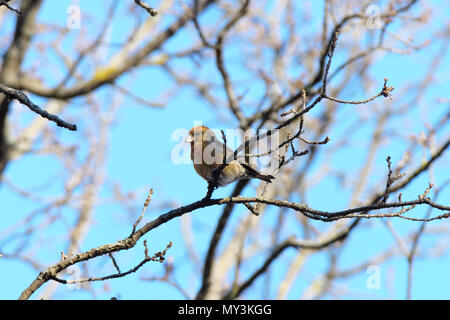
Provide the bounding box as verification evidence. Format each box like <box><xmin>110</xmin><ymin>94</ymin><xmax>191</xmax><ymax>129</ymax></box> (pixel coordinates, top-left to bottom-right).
<box><xmin>185</xmin><ymin>134</ymin><xmax>194</xmax><ymax>143</ymax></box>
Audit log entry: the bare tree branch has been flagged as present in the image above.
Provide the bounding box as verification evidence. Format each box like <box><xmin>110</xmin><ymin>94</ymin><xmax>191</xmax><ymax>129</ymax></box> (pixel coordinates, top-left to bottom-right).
<box><xmin>134</xmin><ymin>0</ymin><xmax>158</xmax><ymax>16</ymax></box>
<box><xmin>0</xmin><ymin>83</ymin><xmax>77</xmax><ymax>131</ymax></box>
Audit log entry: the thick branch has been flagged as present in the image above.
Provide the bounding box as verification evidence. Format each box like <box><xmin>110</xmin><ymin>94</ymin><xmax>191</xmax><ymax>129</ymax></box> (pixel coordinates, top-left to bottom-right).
<box><xmin>20</xmin><ymin>167</ymin><xmax>449</xmax><ymax>300</ymax></box>
<box><xmin>0</xmin><ymin>84</ymin><xmax>77</xmax><ymax>131</ymax></box>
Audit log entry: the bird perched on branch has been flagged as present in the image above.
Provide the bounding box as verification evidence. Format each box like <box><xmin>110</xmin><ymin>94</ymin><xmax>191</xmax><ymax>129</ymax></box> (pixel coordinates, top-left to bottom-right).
<box><xmin>186</xmin><ymin>125</ymin><xmax>275</xmax><ymax>187</ymax></box>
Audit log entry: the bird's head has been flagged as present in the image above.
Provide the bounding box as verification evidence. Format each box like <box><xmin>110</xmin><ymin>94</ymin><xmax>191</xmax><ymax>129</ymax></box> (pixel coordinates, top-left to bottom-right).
<box><xmin>186</xmin><ymin>125</ymin><xmax>216</xmax><ymax>144</ymax></box>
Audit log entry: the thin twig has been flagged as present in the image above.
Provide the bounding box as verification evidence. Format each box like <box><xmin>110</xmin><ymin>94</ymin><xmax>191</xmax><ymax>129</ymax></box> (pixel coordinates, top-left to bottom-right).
<box><xmin>134</xmin><ymin>0</ymin><xmax>158</xmax><ymax>16</ymax></box>
<box><xmin>131</xmin><ymin>188</ymin><xmax>154</xmax><ymax>235</ymax></box>
<box><xmin>108</xmin><ymin>253</ymin><xmax>121</xmax><ymax>273</ymax></box>
<box><xmin>0</xmin><ymin>0</ymin><xmax>22</xmax><ymax>14</ymax></box>
<box><xmin>324</xmin><ymin>78</ymin><xmax>394</xmax><ymax>104</ymax></box>
<box><xmin>382</xmin><ymin>156</ymin><xmax>393</xmax><ymax>203</ymax></box>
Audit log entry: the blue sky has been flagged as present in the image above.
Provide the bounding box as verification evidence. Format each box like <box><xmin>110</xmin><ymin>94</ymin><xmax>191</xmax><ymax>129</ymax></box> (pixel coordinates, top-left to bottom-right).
<box><xmin>0</xmin><ymin>0</ymin><xmax>449</xmax><ymax>300</ymax></box>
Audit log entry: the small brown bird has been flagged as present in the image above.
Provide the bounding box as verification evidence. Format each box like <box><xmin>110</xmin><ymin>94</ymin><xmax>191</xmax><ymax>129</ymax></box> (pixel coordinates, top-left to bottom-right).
<box><xmin>186</xmin><ymin>125</ymin><xmax>275</xmax><ymax>186</ymax></box>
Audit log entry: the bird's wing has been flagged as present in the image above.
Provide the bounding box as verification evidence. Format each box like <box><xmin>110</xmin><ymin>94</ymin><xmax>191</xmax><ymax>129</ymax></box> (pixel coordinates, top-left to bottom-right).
<box><xmin>201</xmin><ymin>140</ymin><xmax>233</xmax><ymax>166</ymax></box>
<box><xmin>212</xmin><ymin>140</ymin><xmax>235</xmax><ymax>165</ymax></box>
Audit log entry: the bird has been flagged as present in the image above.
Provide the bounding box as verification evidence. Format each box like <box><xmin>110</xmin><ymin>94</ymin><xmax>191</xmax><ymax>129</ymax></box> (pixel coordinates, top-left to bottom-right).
<box><xmin>185</xmin><ymin>125</ymin><xmax>275</xmax><ymax>187</ymax></box>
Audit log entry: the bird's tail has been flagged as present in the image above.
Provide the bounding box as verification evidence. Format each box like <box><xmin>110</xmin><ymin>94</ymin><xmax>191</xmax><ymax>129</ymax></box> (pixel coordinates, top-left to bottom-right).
<box><xmin>241</xmin><ymin>163</ymin><xmax>275</xmax><ymax>183</ymax></box>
